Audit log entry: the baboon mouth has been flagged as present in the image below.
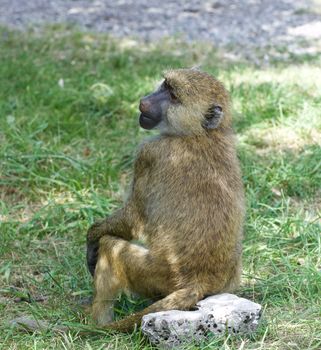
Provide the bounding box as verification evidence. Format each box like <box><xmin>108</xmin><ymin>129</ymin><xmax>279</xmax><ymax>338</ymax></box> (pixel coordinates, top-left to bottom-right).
<box><xmin>139</xmin><ymin>113</ymin><xmax>160</xmax><ymax>130</ymax></box>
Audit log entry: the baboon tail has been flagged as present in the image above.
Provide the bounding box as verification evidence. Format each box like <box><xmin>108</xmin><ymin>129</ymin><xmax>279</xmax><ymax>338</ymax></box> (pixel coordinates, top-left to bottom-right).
<box><xmin>105</xmin><ymin>288</ymin><xmax>203</xmax><ymax>333</ymax></box>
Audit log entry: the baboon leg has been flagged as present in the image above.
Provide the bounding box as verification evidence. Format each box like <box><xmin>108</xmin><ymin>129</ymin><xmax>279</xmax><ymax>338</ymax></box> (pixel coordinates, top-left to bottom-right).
<box><xmin>92</xmin><ymin>235</ymin><xmax>174</xmax><ymax>326</ymax></box>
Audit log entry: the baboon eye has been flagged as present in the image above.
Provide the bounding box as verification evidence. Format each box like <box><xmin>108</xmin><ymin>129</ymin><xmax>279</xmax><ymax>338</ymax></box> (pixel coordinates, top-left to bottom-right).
<box><xmin>169</xmin><ymin>89</ymin><xmax>178</xmax><ymax>101</ymax></box>
<box><xmin>164</xmin><ymin>80</ymin><xmax>178</xmax><ymax>102</ymax></box>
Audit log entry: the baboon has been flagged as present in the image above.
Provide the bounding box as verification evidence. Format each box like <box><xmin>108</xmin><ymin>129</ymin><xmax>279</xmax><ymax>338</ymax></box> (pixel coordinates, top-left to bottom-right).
<box><xmin>86</xmin><ymin>68</ymin><xmax>245</xmax><ymax>333</ymax></box>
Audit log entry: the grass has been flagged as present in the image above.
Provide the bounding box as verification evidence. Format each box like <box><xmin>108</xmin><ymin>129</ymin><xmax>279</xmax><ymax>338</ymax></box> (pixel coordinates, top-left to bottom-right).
<box><xmin>0</xmin><ymin>26</ymin><xmax>320</xmax><ymax>349</ymax></box>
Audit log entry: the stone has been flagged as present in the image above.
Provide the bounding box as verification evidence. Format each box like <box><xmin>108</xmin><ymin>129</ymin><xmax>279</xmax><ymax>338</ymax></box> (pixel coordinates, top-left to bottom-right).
<box><xmin>141</xmin><ymin>293</ymin><xmax>262</xmax><ymax>348</ymax></box>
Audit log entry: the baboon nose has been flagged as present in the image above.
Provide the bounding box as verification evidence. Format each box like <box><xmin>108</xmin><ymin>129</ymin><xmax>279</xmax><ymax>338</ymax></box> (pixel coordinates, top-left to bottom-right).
<box><xmin>139</xmin><ymin>99</ymin><xmax>150</xmax><ymax>114</ymax></box>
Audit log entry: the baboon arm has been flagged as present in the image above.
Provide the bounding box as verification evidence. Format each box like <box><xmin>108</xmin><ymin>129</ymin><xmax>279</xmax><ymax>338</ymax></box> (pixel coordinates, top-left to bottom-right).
<box><xmin>104</xmin><ymin>288</ymin><xmax>204</xmax><ymax>333</ymax></box>
<box><xmin>87</xmin><ymin>207</ymin><xmax>134</xmax><ymax>243</ymax></box>
<box><xmin>86</xmin><ymin>207</ymin><xmax>136</xmax><ymax>276</ymax></box>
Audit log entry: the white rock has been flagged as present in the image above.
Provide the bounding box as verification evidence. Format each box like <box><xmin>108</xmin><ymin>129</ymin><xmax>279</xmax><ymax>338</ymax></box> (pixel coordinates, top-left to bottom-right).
<box><xmin>141</xmin><ymin>293</ymin><xmax>262</xmax><ymax>348</ymax></box>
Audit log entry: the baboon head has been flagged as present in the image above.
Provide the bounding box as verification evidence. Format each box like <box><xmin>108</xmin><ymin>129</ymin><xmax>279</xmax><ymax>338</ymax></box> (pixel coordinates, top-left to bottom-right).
<box><xmin>139</xmin><ymin>69</ymin><xmax>231</xmax><ymax>135</ymax></box>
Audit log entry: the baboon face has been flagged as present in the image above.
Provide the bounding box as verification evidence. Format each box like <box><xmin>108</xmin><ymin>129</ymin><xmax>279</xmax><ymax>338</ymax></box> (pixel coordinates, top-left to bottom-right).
<box><xmin>139</xmin><ymin>69</ymin><xmax>230</xmax><ymax>135</ymax></box>
<box><xmin>139</xmin><ymin>80</ymin><xmax>177</xmax><ymax>130</ymax></box>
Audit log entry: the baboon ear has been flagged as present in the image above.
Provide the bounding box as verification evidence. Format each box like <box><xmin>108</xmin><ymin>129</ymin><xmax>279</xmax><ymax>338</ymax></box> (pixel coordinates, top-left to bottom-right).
<box><xmin>202</xmin><ymin>105</ymin><xmax>224</xmax><ymax>130</ymax></box>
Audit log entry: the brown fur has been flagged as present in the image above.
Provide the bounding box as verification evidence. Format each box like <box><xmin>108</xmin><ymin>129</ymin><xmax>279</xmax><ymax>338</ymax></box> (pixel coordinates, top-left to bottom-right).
<box><xmin>87</xmin><ymin>69</ymin><xmax>245</xmax><ymax>333</ymax></box>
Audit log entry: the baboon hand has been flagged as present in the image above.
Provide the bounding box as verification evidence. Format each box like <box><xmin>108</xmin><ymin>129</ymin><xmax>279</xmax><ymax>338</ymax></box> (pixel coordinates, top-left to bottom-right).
<box><xmin>86</xmin><ymin>222</ymin><xmax>103</xmax><ymax>276</ymax></box>
<box><xmin>86</xmin><ymin>239</ymin><xmax>99</xmax><ymax>276</ymax></box>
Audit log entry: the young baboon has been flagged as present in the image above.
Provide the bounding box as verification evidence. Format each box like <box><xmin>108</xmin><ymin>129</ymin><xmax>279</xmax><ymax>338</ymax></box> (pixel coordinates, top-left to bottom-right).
<box><xmin>86</xmin><ymin>68</ymin><xmax>245</xmax><ymax>332</ymax></box>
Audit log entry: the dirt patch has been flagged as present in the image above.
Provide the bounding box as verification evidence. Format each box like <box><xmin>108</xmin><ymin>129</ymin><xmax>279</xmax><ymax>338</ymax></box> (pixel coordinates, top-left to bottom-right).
<box><xmin>0</xmin><ymin>0</ymin><xmax>321</xmax><ymax>60</ymax></box>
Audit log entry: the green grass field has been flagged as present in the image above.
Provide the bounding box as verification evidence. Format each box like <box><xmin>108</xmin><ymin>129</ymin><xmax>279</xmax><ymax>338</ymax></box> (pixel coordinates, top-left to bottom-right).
<box><xmin>0</xmin><ymin>27</ymin><xmax>320</xmax><ymax>349</ymax></box>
